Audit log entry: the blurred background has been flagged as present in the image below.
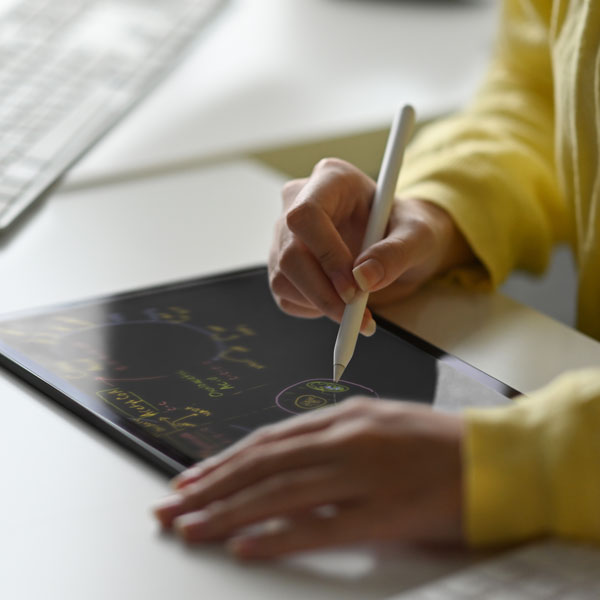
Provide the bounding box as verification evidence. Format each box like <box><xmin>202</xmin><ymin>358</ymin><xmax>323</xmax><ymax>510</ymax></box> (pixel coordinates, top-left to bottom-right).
<box><xmin>1</xmin><ymin>0</ymin><xmax>576</xmax><ymax>326</ymax></box>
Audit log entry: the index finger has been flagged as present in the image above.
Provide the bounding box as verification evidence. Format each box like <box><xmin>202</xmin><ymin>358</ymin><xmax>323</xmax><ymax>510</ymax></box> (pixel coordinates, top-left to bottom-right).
<box><xmin>172</xmin><ymin>400</ymin><xmax>353</xmax><ymax>490</ymax></box>
<box><xmin>285</xmin><ymin>178</ymin><xmax>358</xmax><ymax>305</ymax></box>
<box><xmin>287</xmin><ymin>206</ymin><xmax>355</xmax><ymax>304</ymax></box>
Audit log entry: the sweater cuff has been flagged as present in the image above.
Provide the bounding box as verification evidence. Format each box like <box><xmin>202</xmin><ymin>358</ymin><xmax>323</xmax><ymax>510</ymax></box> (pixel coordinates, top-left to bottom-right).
<box><xmin>464</xmin><ymin>369</ymin><xmax>600</xmax><ymax>547</ymax></box>
<box><xmin>464</xmin><ymin>398</ymin><xmax>549</xmax><ymax>546</ymax></box>
<box><xmin>397</xmin><ymin>180</ymin><xmax>506</xmax><ymax>289</ymax></box>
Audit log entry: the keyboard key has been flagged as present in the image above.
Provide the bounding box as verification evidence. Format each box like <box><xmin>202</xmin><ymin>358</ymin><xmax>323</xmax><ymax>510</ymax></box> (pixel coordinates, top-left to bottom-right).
<box><xmin>2</xmin><ymin>159</ymin><xmax>42</xmax><ymax>182</ymax></box>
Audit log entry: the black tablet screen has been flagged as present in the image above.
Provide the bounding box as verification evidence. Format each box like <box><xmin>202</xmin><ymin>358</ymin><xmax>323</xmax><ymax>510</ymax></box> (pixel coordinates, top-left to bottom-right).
<box><xmin>0</xmin><ymin>267</ymin><xmax>516</xmax><ymax>474</ymax></box>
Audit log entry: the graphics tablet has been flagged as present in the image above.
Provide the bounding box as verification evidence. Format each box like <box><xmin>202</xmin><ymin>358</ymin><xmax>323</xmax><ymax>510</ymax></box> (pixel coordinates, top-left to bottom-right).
<box><xmin>0</xmin><ymin>266</ymin><xmax>518</xmax><ymax>475</ymax></box>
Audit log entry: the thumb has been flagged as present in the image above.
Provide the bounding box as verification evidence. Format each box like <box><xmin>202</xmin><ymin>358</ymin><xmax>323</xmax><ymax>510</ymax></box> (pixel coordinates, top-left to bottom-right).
<box><xmin>351</xmin><ymin>199</ymin><xmax>443</xmax><ymax>293</ymax></box>
<box><xmin>352</xmin><ymin>229</ymin><xmax>430</xmax><ymax>293</ymax></box>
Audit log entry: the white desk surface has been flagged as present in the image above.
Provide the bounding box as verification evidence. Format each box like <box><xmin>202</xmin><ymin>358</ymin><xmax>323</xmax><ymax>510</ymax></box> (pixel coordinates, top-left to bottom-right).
<box><xmin>2</xmin><ymin>161</ymin><xmax>600</xmax><ymax>600</ymax></box>
<box><xmin>64</xmin><ymin>0</ymin><xmax>498</xmax><ymax>188</ymax></box>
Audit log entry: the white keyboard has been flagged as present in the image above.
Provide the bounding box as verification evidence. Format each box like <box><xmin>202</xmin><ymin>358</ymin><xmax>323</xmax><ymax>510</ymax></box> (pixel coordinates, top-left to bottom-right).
<box><xmin>388</xmin><ymin>541</ymin><xmax>600</xmax><ymax>600</ymax></box>
<box><xmin>0</xmin><ymin>0</ymin><xmax>223</xmax><ymax>231</ymax></box>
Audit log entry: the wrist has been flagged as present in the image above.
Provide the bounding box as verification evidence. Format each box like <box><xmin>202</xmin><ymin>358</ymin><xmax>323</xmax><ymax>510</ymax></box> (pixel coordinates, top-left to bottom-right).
<box><xmin>438</xmin><ymin>411</ymin><xmax>467</xmax><ymax>543</ymax></box>
<box><xmin>409</xmin><ymin>198</ymin><xmax>476</xmax><ymax>275</ymax></box>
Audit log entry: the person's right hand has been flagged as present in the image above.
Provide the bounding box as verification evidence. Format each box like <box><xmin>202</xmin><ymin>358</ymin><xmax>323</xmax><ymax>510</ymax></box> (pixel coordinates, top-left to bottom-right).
<box><xmin>268</xmin><ymin>158</ymin><xmax>475</xmax><ymax>334</ymax></box>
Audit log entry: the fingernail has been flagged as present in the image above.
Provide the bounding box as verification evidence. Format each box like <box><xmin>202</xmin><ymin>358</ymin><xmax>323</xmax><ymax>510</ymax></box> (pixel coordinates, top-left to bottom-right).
<box><xmin>174</xmin><ymin>511</ymin><xmax>209</xmax><ymax>541</ymax></box>
<box><xmin>353</xmin><ymin>259</ymin><xmax>384</xmax><ymax>292</ymax></box>
<box><xmin>362</xmin><ymin>318</ymin><xmax>377</xmax><ymax>337</ymax></box>
<box><xmin>172</xmin><ymin>466</ymin><xmax>201</xmax><ymax>489</ymax></box>
<box><xmin>152</xmin><ymin>494</ymin><xmax>184</xmax><ymax>527</ymax></box>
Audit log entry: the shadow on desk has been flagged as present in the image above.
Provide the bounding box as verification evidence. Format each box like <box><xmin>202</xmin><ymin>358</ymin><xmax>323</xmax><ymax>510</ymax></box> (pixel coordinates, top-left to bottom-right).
<box><xmin>156</xmin><ymin>529</ymin><xmax>483</xmax><ymax>599</ymax></box>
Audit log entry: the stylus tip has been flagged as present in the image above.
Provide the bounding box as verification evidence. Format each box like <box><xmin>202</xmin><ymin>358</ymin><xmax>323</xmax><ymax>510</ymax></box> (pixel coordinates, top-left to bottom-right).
<box><xmin>333</xmin><ymin>363</ymin><xmax>345</xmax><ymax>383</ymax></box>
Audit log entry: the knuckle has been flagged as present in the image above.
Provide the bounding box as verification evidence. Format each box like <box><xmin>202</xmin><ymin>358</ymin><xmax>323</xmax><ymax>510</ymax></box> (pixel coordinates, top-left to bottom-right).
<box><xmin>408</xmin><ymin>213</ymin><xmax>435</xmax><ymax>242</ymax></box>
<box><xmin>265</xmin><ymin>471</ymin><xmax>301</xmax><ymax>495</ymax></box>
<box><xmin>384</xmin><ymin>236</ymin><xmax>409</xmax><ymax>260</ymax></box>
<box><xmin>278</xmin><ymin>298</ymin><xmax>318</xmax><ymax>318</ymax></box>
<box><xmin>278</xmin><ymin>238</ymin><xmax>300</xmax><ymax>274</ymax></box>
<box><xmin>316</xmin><ymin>246</ymin><xmax>340</xmax><ymax>270</ymax></box>
<box><xmin>206</xmin><ymin>499</ymin><xmax>227</xmax><ymax>517</ymax></box>
<box><xmin>313</xmin><ymin>158</ymin><xmax>370</xmax><ymax>190</ymax></box>
<box><xmin>277</xmin><ymin>298</ymin><xmax>298</xmax><ymax>315</ymax></box>
<box><xmin>281</xmin><ymin>179</ymin><xmax>304</xmax><ymax>204</ymax></box>
<box><xmin>375</xmin><ymin>236</ymin><xmax>410</xmax><ymax>273</ymax></box>
<box><xmin>269</xmin><ymin>268</ymin><xmax>288</xmax><ymax>296</ymax></box>
<box><xmin>241</xmin><ymin>448</ymin><xmax>267</xmax><ymax>473</ymax></box>
<box><xmin>245</xmin><ymin>425</ymin><xmax>276</xmax><ymax>447</ymax></box>
<box><xmin>285</xmin><ymin>201</ymin><xmax>315</xmax><ymax>233</ymax></box>
<box><xmin>255</xmin><ymin>424</ymin><xmax>277</xmax><ymax>440</ymax></box>
<box><xmin>181</xmin><ymin>483</ymin><xmax>201</xmax><ymax>504</ymax></box>
<box><xmin>314</xmin><ymin>157</ymin><xmax>347</xmax><ymax>173</ymax></box>
<box><xmin>328</xmin><ymin>418</ymin><xmax>377</xmax><ymax>455</ymax></box>
<box><xmin>342</xmin><ymin>396</ymin><xmax>372</xmax><ymax>412</ymax></box>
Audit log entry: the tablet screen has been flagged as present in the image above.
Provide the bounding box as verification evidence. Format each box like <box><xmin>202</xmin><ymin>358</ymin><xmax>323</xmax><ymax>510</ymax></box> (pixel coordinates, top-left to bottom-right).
<box><xmin>0</xmin><ymin>267</ymin><xmax>517</xmax><ymax>474</ymax></box>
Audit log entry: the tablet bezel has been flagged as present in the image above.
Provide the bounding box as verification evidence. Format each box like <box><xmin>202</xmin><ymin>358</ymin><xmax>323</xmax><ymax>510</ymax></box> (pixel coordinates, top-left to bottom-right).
<box><xmin>0</xmin><ymin>265</ymin><xmax>519</xmax><ymax>476</ymax></box>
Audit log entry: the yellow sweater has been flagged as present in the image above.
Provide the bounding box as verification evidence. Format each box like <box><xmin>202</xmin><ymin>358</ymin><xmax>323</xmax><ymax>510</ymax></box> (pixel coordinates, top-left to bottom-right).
<box><xmin>397</xmin><ymin>0</ymin><xmax>600</xmax><ymax>546</ymax></box>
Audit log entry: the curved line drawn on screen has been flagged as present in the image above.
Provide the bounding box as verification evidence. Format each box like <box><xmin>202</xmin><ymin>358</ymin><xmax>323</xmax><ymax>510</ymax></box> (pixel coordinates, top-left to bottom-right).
<box><xmin>276</xmin><ymin>379</ymin><xmax>379</xmax><ymax>415</ymax></box>
<box><xmin>50</xmin><ymin>308</ymin><xmax>265</xmax><ymax>381</ymax></box>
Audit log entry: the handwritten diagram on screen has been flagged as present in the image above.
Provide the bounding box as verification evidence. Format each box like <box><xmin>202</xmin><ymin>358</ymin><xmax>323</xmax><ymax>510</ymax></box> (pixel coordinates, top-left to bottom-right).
<box><xmin>0</xmin><ymin>268</ymin><xmax>445</xmax><ymax>470</ymax></box>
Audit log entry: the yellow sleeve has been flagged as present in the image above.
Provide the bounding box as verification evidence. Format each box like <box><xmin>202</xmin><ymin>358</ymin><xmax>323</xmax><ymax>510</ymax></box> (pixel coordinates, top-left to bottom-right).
<box><xmin>465</xmin><ymin>369</ymin><xmax>600</xmax><ymax>547</ymax></box>
<box><xmin>396</xmin><ymin>0</ymin><xmax>569</xmax><ymax>287</ymax></box>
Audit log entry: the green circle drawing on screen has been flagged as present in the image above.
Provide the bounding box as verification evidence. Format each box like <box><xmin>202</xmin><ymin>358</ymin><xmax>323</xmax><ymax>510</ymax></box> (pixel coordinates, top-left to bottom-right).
<box><xmin>276</xmin><ymin>379</ymin><xmax>378</xmax><ymax>415</ymax></box>
<box><xmin>305</xmin><ymin>381</ymin><xmax>350</xmax><ymax>394</ymax></box>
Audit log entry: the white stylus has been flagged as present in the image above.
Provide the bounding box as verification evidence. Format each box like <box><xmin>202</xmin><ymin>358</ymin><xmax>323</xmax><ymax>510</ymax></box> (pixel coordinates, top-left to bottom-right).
<box><xmin>333</xmin><ymin>105</ymin><xmax>416</xmax><ymax>382</ymax></box>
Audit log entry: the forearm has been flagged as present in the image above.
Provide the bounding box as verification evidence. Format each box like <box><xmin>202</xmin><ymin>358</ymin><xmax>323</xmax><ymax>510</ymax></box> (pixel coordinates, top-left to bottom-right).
<box><xmin>395</xmin><ymin>0</ymin><xmax>568</xmax><ymax>288</ymax></box>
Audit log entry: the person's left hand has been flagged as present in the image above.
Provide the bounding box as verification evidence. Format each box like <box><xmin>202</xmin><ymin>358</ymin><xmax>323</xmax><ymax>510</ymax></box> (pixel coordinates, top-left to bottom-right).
<box><xmin>153</xmin><ymin>398</ymin><xmax>465</xmax><ymax>559</ymax></box>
